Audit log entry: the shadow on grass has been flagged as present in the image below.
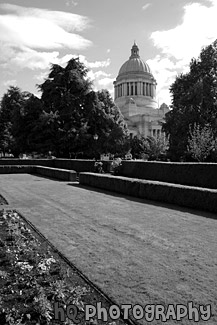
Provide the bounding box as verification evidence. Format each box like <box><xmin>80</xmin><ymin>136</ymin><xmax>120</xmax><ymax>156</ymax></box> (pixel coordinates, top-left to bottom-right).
<box><xmin>31</xmin><ymin>173</ymin><xmax>78</xmax><ymax>183</ymax></box>
<box><xmin>0</xmin><ymin>194</ymin><xmax>8</xmax><ymax>205</ymax></box>
<box><xmin>67</xmin><ymin>182</ymin><xmax>217</xmax><ymax>221</ymax></box>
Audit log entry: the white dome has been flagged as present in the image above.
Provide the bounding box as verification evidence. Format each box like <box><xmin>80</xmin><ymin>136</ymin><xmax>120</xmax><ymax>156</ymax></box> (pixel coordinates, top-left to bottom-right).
<box><xmin>118</xmin><ymin>42</ymin><xmax>152</xmax><ymax>77</ymax></box>
<box><xmin>118</xmin><ymin>58</ymin><xmax>151</xmax><ymax>76</ymax></box>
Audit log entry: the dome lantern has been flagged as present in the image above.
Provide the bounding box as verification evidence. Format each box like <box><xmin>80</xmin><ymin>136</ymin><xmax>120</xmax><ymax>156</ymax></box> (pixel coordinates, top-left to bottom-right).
<box><xmin>130</xmin><ymin>42</ymin><xmax>140</xmax><ymax>59</ymax></box>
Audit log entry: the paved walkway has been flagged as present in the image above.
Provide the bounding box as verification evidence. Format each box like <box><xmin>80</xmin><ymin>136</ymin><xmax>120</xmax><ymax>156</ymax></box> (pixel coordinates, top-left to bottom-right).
<box><xmin>0</xmin><ymin>174</ymin><xmax>217</xmax><ymax>324</ymax></box>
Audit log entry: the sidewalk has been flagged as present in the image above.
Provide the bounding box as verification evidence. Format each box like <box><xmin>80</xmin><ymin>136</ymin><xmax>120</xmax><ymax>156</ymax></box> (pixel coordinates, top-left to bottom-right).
<box><xmin>0</xmin><ymin>173</ymin><xmax>216</xmax><ymax>324</ymax></box>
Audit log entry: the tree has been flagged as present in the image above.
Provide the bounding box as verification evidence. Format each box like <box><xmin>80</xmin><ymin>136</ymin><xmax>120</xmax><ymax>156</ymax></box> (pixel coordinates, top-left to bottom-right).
<box><xmin>163</xmin><ymin>39</ymin><xmax>217</xmax><ymax>161</ymax></box>
<box><xmin>144</xmin><ymin>135</ymin><xmax>168</xmax><ymax>160</ymax></box>
<box><xmin>130</xmin><ymin>136</ymin><xmax>146</xmax><ymax>159</ymax></box>
<box><xmin>93</xmin><ymin>90</ymin><xmax>129</xmax><ymax>156</ymax></box>
<box><xmin>13</xmin><ymin>95</ymin><xmax>44</xmax><ymax>154</ymax></box>
<box><xmin>38</xmin><ymin>58</ymin><xmax>92</xmax><ymax>157</ymax></box>
<box><xmin>38</xmin><ymin>59</ymin><xmax>129</xmax><ymax>158</ymax></box>
<box><xmin>0</xmin><ymin>86</ymin><xmax>32</xmax><ymax>156</ymax></box>
<box><xmin>187</xmin><ymin>123</ymin><xmax>215</xmax><ymax>162</ymax></box>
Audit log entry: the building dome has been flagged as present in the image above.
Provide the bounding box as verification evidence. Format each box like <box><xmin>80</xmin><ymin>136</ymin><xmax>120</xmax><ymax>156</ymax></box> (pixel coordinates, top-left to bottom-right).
<box><xmin>118</xmin><ymin>58</ymin><xmax>151</xmax><ymax>76</ymax></box>
<box><xmin>118</xmin><ymin>42</ymin><xmax>152</xmax><ymax>77</ymax></box>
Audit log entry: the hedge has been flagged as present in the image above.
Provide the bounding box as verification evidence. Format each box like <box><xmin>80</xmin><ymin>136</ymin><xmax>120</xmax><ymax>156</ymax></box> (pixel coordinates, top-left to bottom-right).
<box><xmin>120</xmin><ymin>161</ymin><xmax>217</xmax><ymax>189</ymax></box>
<box><xmin>0</xmin><ymin>165</ymin><xmax>76</xmax><ymax>182</ymax></box>
<box><xmin>34</xmin><ymin>166</ymin><xmax>76</xmax><ymax>181</ymax></box>
<box><xmin>79</xmin><ymin>173</ymin><xmax>217</xmax><ymax>215</ymax></box>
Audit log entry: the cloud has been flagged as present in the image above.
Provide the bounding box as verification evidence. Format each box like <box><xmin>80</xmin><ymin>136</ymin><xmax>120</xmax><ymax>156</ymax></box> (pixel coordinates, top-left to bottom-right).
<box><xmin>96</xmin><ymin>77</ymin><xmax>115</xmax><ymax>97</ymax></box>
<box><xmin>0</xmin><ymin>4</ymin><xmax>92</xmax><ymax>74</ymax></box>
<box><xmin>98</xmin><ymin>77</ymin><xmax>114</xmax><ymax>87</ymax></box>
<box><xmin>151</xmin><ymin>2</ymin><xmax>217</xmax><ymax>62</ymax></box>
<box><xmin>149</xmin><ymin>0</ymin><xmax>217</xmax><ymax>105</ymax></box>
<box><xmin>66</xmin><ymin>0</ymin><xmax>78</xmax><ymax>6</ymax></box>
<box><xmin>3</xmin><ymin>79</ymin><xmax>17</xmax><ymax>87</ymax></box>
<box><xmin>0</xmin><ymin>4</ymin><xmax>91</xmax><ymax>50</ymax></box>
<box><xmin>93</xmin><ymin>71</ymin><xmax>111</xmax><ymax>78</ymax></box>
<box><xmin>147</xmin><ymin>56</ymin><xmax>177</xmax><ymax>105</ymax></box>
<box><xmin>58</xmin><ymin>54</ymin><xmax>111</xmax><ymax>69</ymax></box>
<box><xmin>142</xmin><ymin>3</ymin><xmax>151</xmax><ymax>11</ymax></box>
<box><xmin>0</xmin><ymin>43</ymin><xmax>60</xmax><ymax>71</ymax></box>
<box><xmin>34</xmin><ymin>71</ymin><xmax>50</xmax><ymax>82</ymax></box>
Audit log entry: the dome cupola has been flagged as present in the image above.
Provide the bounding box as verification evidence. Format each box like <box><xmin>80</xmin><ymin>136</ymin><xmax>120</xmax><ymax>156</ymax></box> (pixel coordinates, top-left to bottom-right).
<box><xmin>130</xmin><ymin>42</ymin><xmax>140</xmax><ymax>58</ymax></box>
<box><xmin>117</xmin><ymin>42</ymin><xmax>152</xmax><ymax>78</ymax></box>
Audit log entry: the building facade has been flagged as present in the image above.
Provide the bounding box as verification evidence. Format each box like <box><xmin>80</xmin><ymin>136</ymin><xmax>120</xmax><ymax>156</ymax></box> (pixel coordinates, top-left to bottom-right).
<box><xmin>113</xmin><ymin>42</ymin><xmax>169</xmax><ymax>137</ymax></box>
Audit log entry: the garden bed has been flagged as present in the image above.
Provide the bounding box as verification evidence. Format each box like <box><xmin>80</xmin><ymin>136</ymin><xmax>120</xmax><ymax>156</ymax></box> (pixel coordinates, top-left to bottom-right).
<box><xmin>0</xmin><ymin>209</ymin><xmax>127</xmax><ymax>325</ymax></box>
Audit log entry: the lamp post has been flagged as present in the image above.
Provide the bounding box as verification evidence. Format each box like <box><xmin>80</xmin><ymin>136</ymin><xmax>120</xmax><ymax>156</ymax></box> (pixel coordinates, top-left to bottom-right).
<box><xmin>93</xmin><ymin>133</ymin><xmax>99</xmax><ymax>160</ymax></box>
<box><xmin>93</xmin><ymin>134</ymin><xmax>98</xmax><ymax>141</ymax></box>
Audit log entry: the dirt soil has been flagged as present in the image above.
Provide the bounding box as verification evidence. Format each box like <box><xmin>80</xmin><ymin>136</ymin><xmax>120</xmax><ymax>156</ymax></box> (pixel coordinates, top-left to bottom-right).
<box><xmin>0</xmin><ymin>173</ymin><xmax>216</xmax><ymax>325</ymax></box>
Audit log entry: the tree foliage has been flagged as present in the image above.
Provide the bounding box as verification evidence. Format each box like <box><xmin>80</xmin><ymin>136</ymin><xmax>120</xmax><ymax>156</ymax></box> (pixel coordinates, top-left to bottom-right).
<box><xmin>187</xmin><ymin>123</ymin><xmax>215</xmax><ymax>162</ymax></box>
<box><xmin>130</xmin><ymin>135</ymin><xmax>168</xmax><ymax>160</ymax></box>
<box><xmin>38</xmin><ymin>59</ymin><xmax>129</xmax><ymax>157</ymax></box>
<box><xmin>0</xmin><ymin>58</ymin><xmax>129</xmax><ymax>158</ymax></box>
<box><xmin>144</xmin><ymin>135</ymin><xmax>169</xmax><ymax>160</ymax></box>
<box><xmin>0</xmin><ymin>86</ymin><xmax>37</xmax><ymax>156</ymax></box>
<box><xmin>163</xmin><ymin>39</ymin><xmax>217</xmax><ymax>161</ymax></box>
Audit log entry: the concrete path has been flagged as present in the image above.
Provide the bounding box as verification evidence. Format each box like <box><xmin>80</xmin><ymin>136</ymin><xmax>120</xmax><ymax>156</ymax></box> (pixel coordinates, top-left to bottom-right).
<box><xmin>0</xmin><ymin>173</ymin><xmax>217</xmax><ymax>324</ymax></box>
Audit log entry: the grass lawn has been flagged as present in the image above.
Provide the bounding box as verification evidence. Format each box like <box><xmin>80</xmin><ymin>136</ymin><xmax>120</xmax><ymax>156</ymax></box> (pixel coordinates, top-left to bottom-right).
<box><xmin>0</xmin><ymin>174</ymin><xmax>217</xmax><ymax>324</ymax></box>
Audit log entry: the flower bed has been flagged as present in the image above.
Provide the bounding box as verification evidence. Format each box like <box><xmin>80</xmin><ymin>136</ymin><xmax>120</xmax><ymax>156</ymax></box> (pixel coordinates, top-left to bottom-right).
<box><xmin>0</xmin><ymin>210</ymin><xmax>126</xmax><ymax>325</ymax></box>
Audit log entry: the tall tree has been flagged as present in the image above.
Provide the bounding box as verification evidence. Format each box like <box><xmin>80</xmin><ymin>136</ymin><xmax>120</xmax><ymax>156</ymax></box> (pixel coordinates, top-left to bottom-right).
<box><xmin>38</xmin><ymin>58</ymin><xmax>92</xmax><ymax>157</ymax></box>
<box><xmin>0</xmin><ymin>86</ymin><xmax>32</xmax><ymax>156</ymax></box>
<box><xmin>38</xmin><ymin>59</ymin><xmax>129</xmax><ymax>158</ymax></box>
<box><xmin>163</xmin><ymin>39</ymin><xmax>217</xmax><ymax>161</ymax></box>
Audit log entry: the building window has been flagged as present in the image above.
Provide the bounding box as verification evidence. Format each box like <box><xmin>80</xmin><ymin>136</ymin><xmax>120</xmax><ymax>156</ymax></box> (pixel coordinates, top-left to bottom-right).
<box><xmin>127</xmin><ymin>83</ymin><xmax>129</xmax><ymax>96</ymax></box>
<box><xmin>143</xmin><ymin>83</ymin><xmax>145</xmax><ymax>96</ymax></box>
<box><xmin>153</xmin><ymin>129</ymin><xmax>156</xmax><ymax>137</ymax></box>
<box><xmin>131</xmin><ymin>83</ymin><xmax>133</xmax><ymax>96</ymax></box>
<box><xmin>135</xmin><ymin>82</ymin><xmax>137</xmax><ymax>95</ymax></box>
<box><xmin>157</xmin><ymin>129</ymin><xmax>160</xmax><ymax>137</ymax></box>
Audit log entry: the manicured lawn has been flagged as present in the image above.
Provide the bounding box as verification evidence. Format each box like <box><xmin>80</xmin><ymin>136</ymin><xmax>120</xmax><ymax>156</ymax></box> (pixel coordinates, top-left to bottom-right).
<box><xmin>0</xmin><ymin>174</ymin><xmax>216</xmax><ymax>324</ymax></box>
<box><xmin>0</xmin><ymin>194</ymin><xmax>8</xmax><ymax>205</ymax></box>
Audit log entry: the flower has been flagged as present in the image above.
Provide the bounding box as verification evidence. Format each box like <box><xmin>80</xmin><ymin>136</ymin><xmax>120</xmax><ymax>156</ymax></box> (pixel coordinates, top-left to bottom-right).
<box><xmin>16</xmin><ymin>261</ymin><xmax>33</xmax><ymax>271</ymax></box>
<box><xmin>38</xmin><ymin>257</ymin><xmax>56</xmax><ymax>272</ymax></box>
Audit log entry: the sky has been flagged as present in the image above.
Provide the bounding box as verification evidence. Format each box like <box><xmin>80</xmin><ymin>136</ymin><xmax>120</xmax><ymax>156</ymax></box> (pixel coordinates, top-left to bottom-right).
<box><xmin>0</xmin><ymin>0</ymin><xmax>217</xmax><ymax>106</ymax></box>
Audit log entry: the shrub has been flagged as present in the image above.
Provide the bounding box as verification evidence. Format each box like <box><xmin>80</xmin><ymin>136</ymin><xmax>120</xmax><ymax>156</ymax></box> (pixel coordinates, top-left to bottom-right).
<box><xmin>187</xmin><ymin>123</ymin><xmax>215</xmax><ymax>162</ymax></box>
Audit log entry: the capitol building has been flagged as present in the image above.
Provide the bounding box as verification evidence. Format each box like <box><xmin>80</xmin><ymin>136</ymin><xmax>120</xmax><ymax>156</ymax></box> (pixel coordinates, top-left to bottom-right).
<box><xmin>113</xmin><ymin>42</ymin><xmax>169</xmax><ymax>137</ymax></box>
